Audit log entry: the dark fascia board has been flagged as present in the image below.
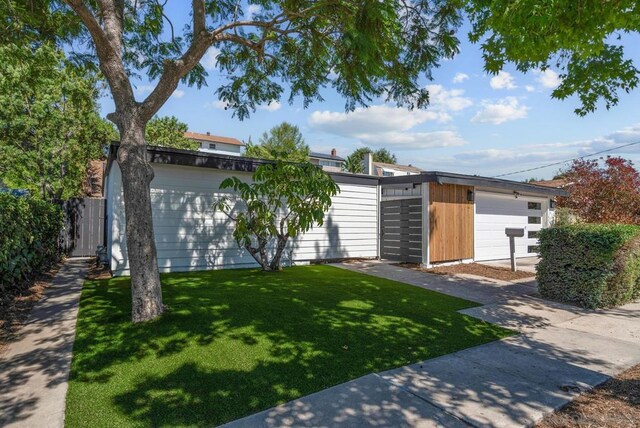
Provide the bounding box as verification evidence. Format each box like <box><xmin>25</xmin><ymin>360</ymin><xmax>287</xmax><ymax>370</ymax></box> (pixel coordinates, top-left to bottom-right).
<box><xmin>105</xmin><ymin>144</ymin><xmax>378</xmax><ymax>186</ymax></box>
<box><xmin>379</xmin><ymin>171</ymin><xmax>568</xmax><ymax>197</ymax></box>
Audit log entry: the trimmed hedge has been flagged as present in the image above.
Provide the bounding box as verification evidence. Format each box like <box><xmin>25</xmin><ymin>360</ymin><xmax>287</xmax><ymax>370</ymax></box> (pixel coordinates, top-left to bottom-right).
<box><xmin>0</xmin><ymin>193</ymin><xmax>63</xmax><ymax>290</ymax></box>
<box><xmin>537</xmin><ymin>224</ymin><xmax>640</xmax><ymax>308</ymax></box>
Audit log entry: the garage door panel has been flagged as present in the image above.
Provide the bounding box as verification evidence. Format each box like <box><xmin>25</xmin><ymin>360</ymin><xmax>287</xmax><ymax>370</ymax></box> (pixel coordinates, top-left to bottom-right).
<box><xmin>474</xmin><ymin>192</ymin><xmax>545</xmax><ymax>261</ymax></box>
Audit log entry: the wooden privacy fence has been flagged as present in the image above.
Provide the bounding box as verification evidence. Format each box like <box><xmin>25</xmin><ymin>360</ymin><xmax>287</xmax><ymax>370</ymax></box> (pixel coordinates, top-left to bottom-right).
<box><xmin>60</xmin><ymin>198</ymin><xmax>106</xmax><ymax>257</ymax></box>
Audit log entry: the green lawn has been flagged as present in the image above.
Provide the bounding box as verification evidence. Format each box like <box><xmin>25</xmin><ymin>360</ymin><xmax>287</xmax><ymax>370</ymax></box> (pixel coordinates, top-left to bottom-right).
<box><xmin>66</xmin><ymin>265</ymin><xmax>512</xmax><ymax>427</ymax></box>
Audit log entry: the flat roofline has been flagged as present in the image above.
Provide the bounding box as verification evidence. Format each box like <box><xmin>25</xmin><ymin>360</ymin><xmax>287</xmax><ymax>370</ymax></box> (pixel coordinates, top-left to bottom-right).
<box><xmin>105</xmin><ymin>144</ymin><xmax>378</xmax><ymax>186</ymax></box>
<box><xmin>106</xmin><ymin>144</ymin><xmax>566</xmax><ymax>196</ymax></box>
<box><xmin>380</xmin><ymin>170</ymin><xmax>568</xmax><ymax>197</ymax></box>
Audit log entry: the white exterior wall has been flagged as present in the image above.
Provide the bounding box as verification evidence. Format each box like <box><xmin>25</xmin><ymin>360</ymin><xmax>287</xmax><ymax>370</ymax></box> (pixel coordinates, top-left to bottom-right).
<box><xmin>198</xmin><ymin>141</ymin><xmax>242</xmax><ymax>155</ymax></box>
<box><xmin>474</xmin><ymin>189</ymin><xmax>553</xmax><ymax>261</ymax></box>
<box><xmin>107</xmin><ymin>163</ymin><xmax>378</xmax><ymax>276</ymax></box>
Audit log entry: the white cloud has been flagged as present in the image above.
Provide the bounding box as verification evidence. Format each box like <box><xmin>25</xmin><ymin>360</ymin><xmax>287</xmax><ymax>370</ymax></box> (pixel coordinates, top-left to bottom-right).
<box><xmin>357</xmin><ymin>130</ymin><xmax>467</xmax><ymax>149</ymax></box>
<box><xmin>452</xmin><ymin>72</ymin><xmax>469</xmax><ymax>84</ymax></box>
<box><xmin>309</xmin><ymin>105</ymin><xmax>441</xmax><ymax>136</ymax></box>
<box><xmin>426</xmin><ymin>84</ymin><xmax>473</xmax><ymax>114</ymax></box>
<box><xmin>490</xmin><ymin>71</ymin><xmax>517</xmax><ymax>90</ymax></box>
<box><xmin>201</xmin><ymin>47</ymin><xmax>220</xmax><ymax>71</ymax></box>
<box><xmin>171</xmin><ymin>90</ymin><xmax>185</xmax><ymax>99</ymax></box>
<box><xmin>308</xmin><ymin>104</ymin><xmax>468</xmax><ymax>149</ymax></box>
<box><xmin>134</xmin><ymin>84</ymin><xmax>155</xmax><ymax>96</ymax></box>
<box><xmin>471</xmin><ymin>97</ymin><xmax>529</xmax><ymax>125</ymax></box>
<box><xmin>535</xmin><ymin>69</ymin><xmax>561</xmax><ymax>89</ymax></box>
<box><xmin>525</xmin><ymin>85</ymin><xmax>535</xmax><ymax>93</ymax></box>
<box><xmin>246</xmin><ymin>4</ymin><xmax>262</xmax><ymax>19</ymax></box>
<box><xmin>434</xmin><ymin>122</ymin><xmax>640</xmax><ymax>178</ymax></box>
<box><xmin>258</xmin><ymin>101</ymin><xmax>281</xmax><ymax>112</ymax></box>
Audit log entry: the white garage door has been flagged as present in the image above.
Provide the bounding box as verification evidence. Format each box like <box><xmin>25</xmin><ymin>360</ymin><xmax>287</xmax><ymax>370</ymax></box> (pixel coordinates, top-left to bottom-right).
<box><xmin>474</xmin><ymin>191</ymin><xmax>547</xmax><ymax>261</ymax></box>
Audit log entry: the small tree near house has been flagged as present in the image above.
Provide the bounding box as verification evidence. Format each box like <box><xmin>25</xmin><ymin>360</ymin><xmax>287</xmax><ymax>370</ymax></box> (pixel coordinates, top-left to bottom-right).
<box><xmin>214</xmin><ymin>162</ymin><xmax>339</xmax><ymax>271</ymax></box>
<box><xmin>558</xmin><ymin>156</ymin><xmax>640</xmax><ymax>224</ymax></box>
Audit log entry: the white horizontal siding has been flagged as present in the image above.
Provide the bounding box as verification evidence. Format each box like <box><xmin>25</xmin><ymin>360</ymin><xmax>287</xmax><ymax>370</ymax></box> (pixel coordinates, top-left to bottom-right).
<box><xmin>474</xmin><ymin>191</ymin><xmax>550</xmax><ymax>261</ymax></box>
<box><xmin>108</xmin><ymin>163</ymin><xmax>378</xmax><ymax>276</ymax></box>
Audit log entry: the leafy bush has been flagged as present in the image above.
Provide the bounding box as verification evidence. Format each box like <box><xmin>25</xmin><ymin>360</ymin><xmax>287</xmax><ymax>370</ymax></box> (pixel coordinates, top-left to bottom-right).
<box><xmin>537</xmin><ymin>224</ymin><xmax>640</xmax><ymax>308</ymax></box>
<box><xmin>0</xmin><ymin>193</ymin><xmax>63</xmax><ymax>290</ymax></box>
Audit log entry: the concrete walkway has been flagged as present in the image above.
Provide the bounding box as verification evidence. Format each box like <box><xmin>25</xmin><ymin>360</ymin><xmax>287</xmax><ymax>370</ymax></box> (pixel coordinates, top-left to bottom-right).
<box><xmin>226</xmin><ymin>261</ymin><xmax>640</xmax><ymax>428</ymax></box>
<box><xmin>0</xmin><ymin>258</ymin><xmax>88</xmax><ymax>428</ymax></box>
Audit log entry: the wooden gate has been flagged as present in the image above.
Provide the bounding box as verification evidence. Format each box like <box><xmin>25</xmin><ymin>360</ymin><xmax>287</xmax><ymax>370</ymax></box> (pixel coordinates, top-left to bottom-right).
<box><xmin>428</xmin><ymin>183</ymin><xmax>474</xmax><ymax>263</ymax></box>
<box><xmin>62</xmin><ymin>198</ymin><xmax>106</xmax><ymax>257</ymax></box>
<box><xmin>380</xmin><ymin>198</ymin><xmax>422</xmax><ymax>263</ymax></box>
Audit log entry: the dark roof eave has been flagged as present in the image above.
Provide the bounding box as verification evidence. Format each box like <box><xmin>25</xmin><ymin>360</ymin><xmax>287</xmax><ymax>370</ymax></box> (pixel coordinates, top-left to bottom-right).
<box><xmin>380</xmin><ymin>171</ymin><xmax>568</xmax><ymax>197</ymax></box>
<box><xmin>105</xmin><ymin>144</ymin><xmax>377</xmax><ymax>185</ymax></box>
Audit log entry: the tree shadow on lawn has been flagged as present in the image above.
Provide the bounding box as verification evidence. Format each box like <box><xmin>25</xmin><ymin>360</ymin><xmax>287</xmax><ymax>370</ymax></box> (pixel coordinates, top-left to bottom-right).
<box><xmin>66</xmin><ymin>265</ymin><xmax>511</xmax><ymax>426</ymax></box>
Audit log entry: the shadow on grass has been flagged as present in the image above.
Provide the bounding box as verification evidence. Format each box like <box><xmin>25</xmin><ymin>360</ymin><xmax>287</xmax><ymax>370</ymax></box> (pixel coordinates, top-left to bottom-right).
<box><xmin>66</xmin><ymin>265</ymin><xmax>511</xmax><ymax>426</ymax></box>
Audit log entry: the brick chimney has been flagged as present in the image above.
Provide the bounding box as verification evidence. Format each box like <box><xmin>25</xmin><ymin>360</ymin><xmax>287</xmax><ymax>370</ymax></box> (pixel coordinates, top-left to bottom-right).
<box><xmin>331</xmin><ymin>148</ymin><xmax>337</xmax><ymax>157</ymax></box>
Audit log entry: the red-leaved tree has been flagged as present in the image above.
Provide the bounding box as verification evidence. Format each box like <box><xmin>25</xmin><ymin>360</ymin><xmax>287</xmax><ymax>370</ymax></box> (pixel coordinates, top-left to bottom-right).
<box><xmin>558</xmin><ymin>156</ymin><xmax>640</xmax><ymax>224</ymax></box>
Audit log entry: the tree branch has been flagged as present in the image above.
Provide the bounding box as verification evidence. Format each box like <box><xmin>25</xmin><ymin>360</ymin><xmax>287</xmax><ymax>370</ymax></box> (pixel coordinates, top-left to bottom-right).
<box><xmin>64</xmin><ymin>0</ymin><xmax>135</xmax><ymax>114</ymax></box>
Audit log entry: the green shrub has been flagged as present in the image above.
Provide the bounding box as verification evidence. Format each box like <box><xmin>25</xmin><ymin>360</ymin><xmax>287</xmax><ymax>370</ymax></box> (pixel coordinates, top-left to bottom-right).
<box><xmin>537</xmin><ymin>224</ymin><xmax>640</xmax><ymax>308</ymax></box>
<box><xmin>0</xmin><ymin>193</ymin><xmax>64</xmax><ymax>290</ymax></box>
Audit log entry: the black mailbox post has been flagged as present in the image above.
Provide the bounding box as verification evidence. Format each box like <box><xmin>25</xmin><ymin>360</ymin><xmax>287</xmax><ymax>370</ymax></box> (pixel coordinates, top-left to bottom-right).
<box><xmin>505</xmin><ymin>228</ymin><xmax>525</xmax><ymax>271</ymax></box>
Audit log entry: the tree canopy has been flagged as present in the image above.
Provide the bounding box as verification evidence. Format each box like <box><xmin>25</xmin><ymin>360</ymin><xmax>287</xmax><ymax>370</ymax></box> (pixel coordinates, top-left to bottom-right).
<box><xmin>3</xmin><ymin>0</ymin><xmax>462</xmax><ymax>322</ymax></box>
<box><xmin>465</xmin><ymin>0</ymin><xmax>640</xmax><ymax>115</ymax></box>
<box><xmin>0</xmin><ymin>42</ymin><xmax>115</xmax><ymax>200</ymax></box>
<box><xmin>145</xmin><ymin>116</ymin><xmax>197</xmax><ymax>150</ymax></box>
<box><xmin>558</xmin><ymin>157</ymin><xmax>640</xmax><ymax>224</ymax></box>
<box><xmin>245</xmin><ymin>122</ymin><xmax>309</xmax><ymax>162</ymax></box>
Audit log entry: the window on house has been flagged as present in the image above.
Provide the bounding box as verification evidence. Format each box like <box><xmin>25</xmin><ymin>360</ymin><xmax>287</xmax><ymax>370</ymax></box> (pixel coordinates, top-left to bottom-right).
<box><xmin>528</xmin><ymin>216</ymin><xmax>541</xmax><ymax>224</ymax></box>
<box><xmin>209</xmin><ymin>143</ymin><xmax>216</xmax><ymax>149</ymax></box>
<box><xmin>383</xmin><ymin>171</ymin><xmax>394</xmax><ymax>177</ymax></box>
<box><xmin>528</xmin><ymin>231</ymin><xmax>539</xmax><ymax>239</ymax></box>
<box><xmin>528</xmin><ymin>245</ymin><xmax>540</xmax><ymax>253</ymax></box>
<box><xmin>528</xmin><ymin>202</ymin><xmax>541</xmax><ymax>210</ymax></box>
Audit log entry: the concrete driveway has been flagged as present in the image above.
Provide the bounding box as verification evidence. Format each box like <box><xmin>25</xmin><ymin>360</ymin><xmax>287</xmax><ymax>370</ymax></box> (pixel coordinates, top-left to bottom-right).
<box><xmin>225</xmin><ymin>261</ymin><xmax>640</xmax><ymax>428</ymax></box>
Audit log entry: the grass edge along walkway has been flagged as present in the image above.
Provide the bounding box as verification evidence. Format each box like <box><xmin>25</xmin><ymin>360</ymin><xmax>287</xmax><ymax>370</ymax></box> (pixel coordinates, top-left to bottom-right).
<box><xmin>66</xmin><ymin>265</ymin><xmax>512</xmax><ymax>427</ymax></box>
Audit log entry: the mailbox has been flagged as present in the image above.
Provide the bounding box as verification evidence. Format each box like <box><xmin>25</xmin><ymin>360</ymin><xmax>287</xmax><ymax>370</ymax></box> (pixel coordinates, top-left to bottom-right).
<box><xmin>505</xmin><ymin>227</ymin><xmax>525</xmax><ymax>271</ymax></box>
<box><xmin>505</xmin><ymin>228</ymin><xmax>525</xmax><ymax>238</ymax></box>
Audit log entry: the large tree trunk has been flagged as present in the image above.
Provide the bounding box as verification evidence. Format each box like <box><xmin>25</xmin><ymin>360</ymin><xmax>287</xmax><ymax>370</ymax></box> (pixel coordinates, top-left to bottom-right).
<box><xmin>117</xmin><ymin>117</ymin><xmax>164</xmax><ymax>322</ymax></box>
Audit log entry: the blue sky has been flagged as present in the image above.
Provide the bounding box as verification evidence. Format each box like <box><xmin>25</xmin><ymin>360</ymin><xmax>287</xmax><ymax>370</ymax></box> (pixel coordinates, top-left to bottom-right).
<box><xmin>98</xmin><ymin>8</ymin><xmax>640</xmax><ymax>181</ymax></box>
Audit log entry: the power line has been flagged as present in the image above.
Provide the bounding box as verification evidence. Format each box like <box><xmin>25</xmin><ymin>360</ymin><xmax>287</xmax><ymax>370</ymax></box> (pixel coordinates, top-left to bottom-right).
<box><xmin>493</xmin><ymin>140</ymin><xmax>640</xmax><ymax>178</ymax></box>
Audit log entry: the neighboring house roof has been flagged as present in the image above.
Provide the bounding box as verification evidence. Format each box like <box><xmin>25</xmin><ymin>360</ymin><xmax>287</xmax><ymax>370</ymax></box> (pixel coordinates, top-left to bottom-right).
<box><xmin>184</xmin><ymin>131</ymin><xmax>245</xmax><ymax>146</ymax></box>
<box><xmin>532</xmin><ymin>178</ymin><xmax>571</xmax><ymax>188</ymax></box>
<box><xmin>309</xmin><ymin>151</ymin><xmax>345</xmax><ymax>162</ymax></box>
<box><xmin>372</xmin><ymin>161</ymin><xmax>423</xmax><ymax>174</ymax></box>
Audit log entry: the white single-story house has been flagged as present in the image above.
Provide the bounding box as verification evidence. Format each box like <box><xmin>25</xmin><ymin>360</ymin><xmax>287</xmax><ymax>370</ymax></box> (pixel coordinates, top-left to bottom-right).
<box><xmin>104</xmin><ymin>145</ymin><xmax>566</xmax><ymax>276</ymax></box>
<box><xmin>184</xmin><ymin>131</ymin><xmax>245</xmax><ymax>156</ymax></box>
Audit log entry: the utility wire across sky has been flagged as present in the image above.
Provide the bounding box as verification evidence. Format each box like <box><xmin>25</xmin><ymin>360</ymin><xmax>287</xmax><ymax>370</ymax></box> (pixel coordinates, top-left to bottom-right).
<box><xmin>493</xmin><ymin>140</ymin><xmax>640</xmax><ymax>178</ymax></box>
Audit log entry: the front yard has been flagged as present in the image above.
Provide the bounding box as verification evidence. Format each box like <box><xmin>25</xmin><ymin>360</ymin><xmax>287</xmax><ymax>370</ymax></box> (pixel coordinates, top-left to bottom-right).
<box><xmin>66</xmin><ymin>265</ymin><xmax>511</xmax><ymax>426</ymax></box>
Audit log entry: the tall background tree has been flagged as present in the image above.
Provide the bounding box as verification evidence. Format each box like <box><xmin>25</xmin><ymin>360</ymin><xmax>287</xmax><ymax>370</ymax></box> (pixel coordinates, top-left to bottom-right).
<box><xmin>245</xmin><ymin>122</ymin><xmax>309</xmax><ymax>162</ymax></box>
<box><xmin>145</xmin><ymin>115</ymin><xmax>197</xmax><ymax>150</ymax></box>
<box><xmin>557</xmin><ymin>156</ymin><xmax>640</xmax><ymax>224</ymax></box>
<box><xmin>6</xmin><ymin>0</ymin><xmax>461</xmax><ymax>321</ymax></box>
<box><xmin>0</xmin><ymin>43</ymin><xmax>115</xmax><ymax>200</ymax></box>
<box><xmin>465</xmin><ymin>0</ymin><xmax>640</xmax><ymax>115</ymax></box>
